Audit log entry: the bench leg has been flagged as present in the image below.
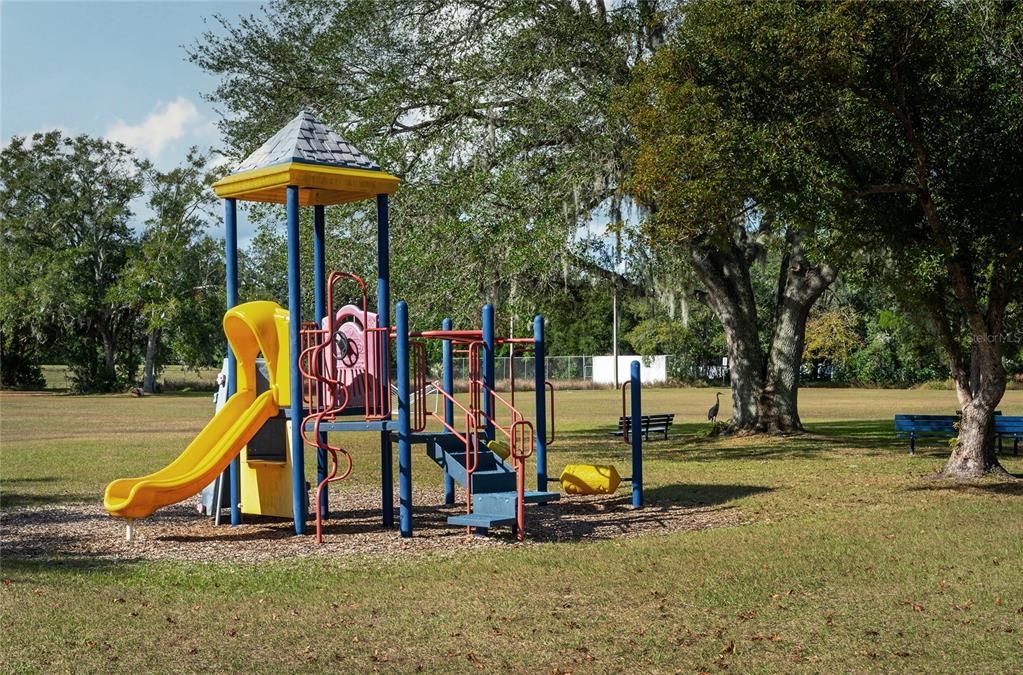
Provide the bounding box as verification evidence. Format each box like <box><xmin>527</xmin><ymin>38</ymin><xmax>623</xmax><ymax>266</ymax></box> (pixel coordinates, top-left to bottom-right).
<box><xmin>1015</xmin><ymin>437</ymin><xmax>1019</xmax><ymax>457</ymax></box>
<box><xmin>909</xmin><ymin>434</ymin><xmax>915</xmax><ymax>456</ymax></box>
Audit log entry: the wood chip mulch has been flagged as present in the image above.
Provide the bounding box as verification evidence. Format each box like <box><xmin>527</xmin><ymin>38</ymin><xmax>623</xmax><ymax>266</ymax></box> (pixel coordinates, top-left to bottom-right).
<box><xmin>1</xmin><ymin>488</ymin><xmax>743</xmax><ymax>565</ymax></box>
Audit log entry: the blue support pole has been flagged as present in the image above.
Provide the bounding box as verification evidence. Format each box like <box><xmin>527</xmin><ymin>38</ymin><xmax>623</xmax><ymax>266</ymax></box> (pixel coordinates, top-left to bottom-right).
<box><xmin>482</xmin><ymin>304</ymin><xmax>495</xmax><ymax>441</ymax></box>
<box><xmin>286</xmin><ymin>186</ymin><xmax>306</xmax><ymax>535</ymax></box>
<box><xmin>533</xmin><ymin>315</ymin><xmax>548</xmax><ymax>492</ymax></box>
<box><xmin>225</xmin><ymin>198</ymin><xmax>242</xmax><ymax>526</ymax></box>
<box><xmin>313</xmin><ymin>204</ymin><xmax>328</xmax><ymax>520</ymax></box>
<box><xmin>377</xmin><ymin>194</ymin><xmax>393</xmax><ymax>528</ymax></box>
<box><xmin>442</xmin><ymin>317</ymin><xmax>455</xmax><ymax>505</ymax></box>
<box><xmin>396</xmin><ymin>301</ymin><xmax>412</xmax><ymax>537</ymax></box>
<box><xmin>630</xmin><ymin>360</ymin><xmax>643</xmax><ymax>509</ymax></box>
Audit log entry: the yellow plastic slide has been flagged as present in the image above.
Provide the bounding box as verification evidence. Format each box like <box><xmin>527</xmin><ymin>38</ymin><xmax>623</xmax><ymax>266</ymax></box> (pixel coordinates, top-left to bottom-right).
<box><xmin>104</xmin><ymin>301</ymin><xmax>292</xmax><ymax>521</ymax></box>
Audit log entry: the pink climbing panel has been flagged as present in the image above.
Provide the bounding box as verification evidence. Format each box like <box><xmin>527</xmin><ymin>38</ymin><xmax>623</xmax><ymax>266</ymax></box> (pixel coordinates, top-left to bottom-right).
<box><xmin>324</xmin><ymin>304</ymin><xmax>379</xmax><ymax>410</ymax></box>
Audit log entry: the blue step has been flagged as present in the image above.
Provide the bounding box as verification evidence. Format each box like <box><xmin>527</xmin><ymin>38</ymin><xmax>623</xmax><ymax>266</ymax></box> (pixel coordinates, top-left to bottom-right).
<box><xmin>472</xmin><ymin>490</ymin><xmax>561</xmax><ymax>517</ymax></box>
<box><xmin>426</xmin><ymin>438</ymin><xmax>517</xmax><ymax>494</ymax></box>
<box><xmin>447</xmin><ymin>513</ymin><xmax>517</xmax><ymax>528</ymax></box>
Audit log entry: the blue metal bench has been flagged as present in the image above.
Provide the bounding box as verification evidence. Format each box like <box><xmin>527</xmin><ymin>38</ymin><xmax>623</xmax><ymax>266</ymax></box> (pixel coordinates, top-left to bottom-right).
<box><xmin>894</xmin><ymin>414</ymin><xmax>958</xmax><ymax>455</ymax></box>
<box><xmin>995</xmin><ymin>415</ymin><xmax>1023</xmax><ymax>456</ymax></box>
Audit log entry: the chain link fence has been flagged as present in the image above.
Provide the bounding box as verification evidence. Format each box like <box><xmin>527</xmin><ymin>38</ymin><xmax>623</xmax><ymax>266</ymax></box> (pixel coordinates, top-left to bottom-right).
<box><xmin>445</xmin><ymin>355</ymin><xmax>735</xmax><ymax>387</ymax></box>
<box><xmin>450</xmin><ymin>356</ymin><xmax>592</xmax><ymax>383</ymax></box>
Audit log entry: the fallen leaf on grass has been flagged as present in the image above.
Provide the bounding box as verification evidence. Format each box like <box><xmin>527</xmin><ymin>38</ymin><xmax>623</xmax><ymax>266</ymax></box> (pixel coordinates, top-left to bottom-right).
<box><xmin>900</xmin><ymin>599</ymin><xmax>925</xmax><ymax>612</ymax></box>
<box><xmin>721</xmin><ymin>640</ymin><xmax>736</xmax><ymax>655</ymax></box>
<box><xmin>2</xmin><ymin>578</ymin><xmax>12</xmax><ymax>587</ymax></box>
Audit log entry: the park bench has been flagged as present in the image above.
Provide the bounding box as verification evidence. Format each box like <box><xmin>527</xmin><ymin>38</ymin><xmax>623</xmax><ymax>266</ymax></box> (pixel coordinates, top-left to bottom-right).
<box><xmin>896</xmin><ymin>412</ymin><xmax>1019</xmax><ymax>456</ymax></box>
<box><xmin>894</xmin><ymin>414</ymin><xmax>958</xmax><ymax>455</ymax></box>
<box><xmin>995</xmin><ymin>415</ymin><xmax>1023</xmax><ymax>456</ymax></box>
<box><xmin>609</xmin><ymin>413</ymin><xmax>675</xmax><ymax>441</ymax></box>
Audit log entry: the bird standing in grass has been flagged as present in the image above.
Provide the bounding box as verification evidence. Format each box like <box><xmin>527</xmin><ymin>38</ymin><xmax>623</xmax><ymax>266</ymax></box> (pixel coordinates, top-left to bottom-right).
<box><xmin>708</xmin><ymin>392</ymin><xmax>723</xmax><ymax>423</ymax></box>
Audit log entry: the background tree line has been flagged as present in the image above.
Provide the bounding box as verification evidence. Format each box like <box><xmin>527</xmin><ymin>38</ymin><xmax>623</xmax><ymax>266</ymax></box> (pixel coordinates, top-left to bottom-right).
<box><xmin>1</xmin><ymin>133</ymin><xmax>226</xmax><ymax>393</ymax></box>
<box><xmin>3</xmin><ymin>1</ymin><xmax>1020</xmax><ymax>477</ymax></box>
<box><xmin>3</xmin><ymin>128</ymin><xmax>1000</xmax><ymax>394</ymax></box>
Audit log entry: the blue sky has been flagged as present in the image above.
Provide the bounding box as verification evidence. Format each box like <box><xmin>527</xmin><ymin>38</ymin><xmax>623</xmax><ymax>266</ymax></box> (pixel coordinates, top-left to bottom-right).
<box><xmin>2</xmin><ymin>0</ymin><xmax>261</xmax><ymax>240</ymax></box>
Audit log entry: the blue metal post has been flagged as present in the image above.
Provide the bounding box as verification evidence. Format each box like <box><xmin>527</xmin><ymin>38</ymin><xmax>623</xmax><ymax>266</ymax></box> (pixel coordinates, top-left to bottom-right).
<box><xmin>396</xmin><ymin>301</ymin><xmax>413</xmax><ymax>537</ymax></box>
<box><xmin>630</xmin><ymin>360</ymin><xmax>643</xmax><ymax>509</ymax></box>
<box><xmin>442</xmin><ymin>317</ymin><xmax>455</xmax><ymax>505</ymax></box>
<box><xmin>377</xmin><ymin>194</ymin><xmax>393</xmax><ymax>528</ymax></box>
<box><xmin>482</xmin><ymin>304</ymin><xmax>495</xmax><ymax>440</ymax></box>
<box><xmin>534</xmin><ymin>315</ymin><xmax>548</xmax><ymax>492</ymax></box>
<box><xmin>286</xmin><ymin>186</ymin><xmax>306</xmax><ymax>535</ymax></box>
<box><xmin>225</xmin><ymin>198</ymin><xmax>242</xmax><ymax>526</ymax></box>
<box><xmin>313</xmin><ymin>204</ymin><xmax>328</xmax><ymax>520</ymax></box>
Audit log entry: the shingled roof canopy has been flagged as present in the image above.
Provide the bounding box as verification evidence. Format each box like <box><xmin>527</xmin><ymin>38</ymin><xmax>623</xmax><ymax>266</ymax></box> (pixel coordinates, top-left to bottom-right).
<box><xmin>213</xmin><ymin>110</ymin><xmax>399</xmax><ymax>206</ymax></box>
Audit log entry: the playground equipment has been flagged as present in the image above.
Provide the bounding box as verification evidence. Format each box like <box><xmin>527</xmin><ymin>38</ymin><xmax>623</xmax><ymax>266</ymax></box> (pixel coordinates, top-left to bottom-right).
<box><xmin>558</xmin><ymin>359</ymin><xmax>645</xmax><ymax>508</ymax></box>
<box><xmin>105</xmin><ymin>111</ymin><xmax>567</xmax><ymax>541</ymax></box>
<box><xmin>104</xmin><ymin>302</ymin><xmax>290</xmax><ymax>537</ymax></box>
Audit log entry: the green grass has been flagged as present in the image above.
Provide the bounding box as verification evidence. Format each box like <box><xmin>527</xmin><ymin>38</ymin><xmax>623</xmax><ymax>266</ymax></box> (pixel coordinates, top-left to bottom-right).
<box><xmin>2</xmin><ymin>388</ymin><xmax>1022</xmax><ymax>673</ymax></box>
<box><xmin>39</xmin><ymin>364</ymin><xmax>221</xmax><ymax>391</ymax></box>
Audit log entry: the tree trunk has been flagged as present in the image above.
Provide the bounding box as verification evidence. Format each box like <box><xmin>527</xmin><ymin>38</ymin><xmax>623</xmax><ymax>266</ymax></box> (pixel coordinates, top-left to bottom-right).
<box><xmin>941</xmin><ymin>338</ymin><xmax>1006</xmax><ymax>478</ymax></box>
<box><xmin>143</xmin><ymin>328</ymin><xmax>162</xmax><ymax>394</ymax></box>
<box><xmin>725</xmin><ymin>325</ymin><xmax>764</xmax><ymax>428</ymax></box>
<box><xmin>689</xmin><ymin>236</ymin><xmax>763</xmax><ymax>428</ymax></box>
<box><xmin>690</xmin><ymin>226</ymin><xmax>834</xmax><ymax>434</ymax></box>
<box><xmin>756</xmin><ymin>232</ymin><xmax>836</xmax><ymax>432</ymax></box>
<box><xmin>99</xmin><ymin>325</ymin><xmax>117</xmax><ymax>388</ymax></box>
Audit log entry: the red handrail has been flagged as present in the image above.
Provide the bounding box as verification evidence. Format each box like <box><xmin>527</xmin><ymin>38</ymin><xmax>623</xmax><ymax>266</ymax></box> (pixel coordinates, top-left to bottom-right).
<box><xmin>411</xmin><ymin>341</ymin><xmax>427</xmax><ymax>432</ymax></box>
<box><xmin>430</xmin><ymin>384</ymin><xmax>481</xmax><ymax>528</ymax></box>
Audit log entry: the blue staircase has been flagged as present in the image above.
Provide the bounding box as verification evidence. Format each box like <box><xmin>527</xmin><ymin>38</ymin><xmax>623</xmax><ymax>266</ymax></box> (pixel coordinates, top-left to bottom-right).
<box><xmin>426</xmin><ymin>433</ymin><xmax>559</xmax><ymax>532</ymax></box>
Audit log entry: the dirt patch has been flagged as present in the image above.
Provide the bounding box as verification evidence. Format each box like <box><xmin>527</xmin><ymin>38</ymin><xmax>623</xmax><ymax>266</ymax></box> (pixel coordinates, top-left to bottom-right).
<box><xmin>1</xmin><ymin>488</ymin><xmax>744</xmax><ymax>564</ymax></box>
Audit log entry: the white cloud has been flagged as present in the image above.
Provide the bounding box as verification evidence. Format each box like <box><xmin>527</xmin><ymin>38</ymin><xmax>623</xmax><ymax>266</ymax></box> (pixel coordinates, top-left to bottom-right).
<box><xmin>105</xmin><ymin>97</ymin><xmax>203</xmax><ymax>160</ymax></box>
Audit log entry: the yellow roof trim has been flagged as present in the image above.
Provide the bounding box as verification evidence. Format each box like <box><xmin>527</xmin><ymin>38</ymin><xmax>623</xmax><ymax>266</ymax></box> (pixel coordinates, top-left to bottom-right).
<box><xmin>212</xmin><ymin>162</ymin><xmax>400</xmax><ymax>205</ymax></box>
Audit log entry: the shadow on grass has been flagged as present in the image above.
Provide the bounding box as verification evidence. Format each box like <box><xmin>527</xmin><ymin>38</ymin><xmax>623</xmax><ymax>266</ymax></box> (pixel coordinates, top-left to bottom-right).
<box><xmin>645</xmin><ymin>483</ymin><xmax>774</xmax><ymax>508</ymax></box>
<box><xmin>0</xmin><ymin>477</ymin><xmax>98</xmax><ymax>509</ymax></box>
<box><xmin>905</xmin><ymin>478</ymin><xmax>1023</xmax><ymax>496</ymax></box>
<box><xmin>0</xmin><ymin>556</ymin><xmax>140</xmax><ymax>575</ymax></box>
<box><xmin>557</xmin><ymin>419</ymin><xmax>923</xmax><ymax>462</ymax></box>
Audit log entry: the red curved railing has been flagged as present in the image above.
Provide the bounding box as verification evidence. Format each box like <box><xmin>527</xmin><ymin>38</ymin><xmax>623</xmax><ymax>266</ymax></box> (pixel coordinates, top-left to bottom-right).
<box><xmin>300</xmin><ymin>271</ymin><xmax>394</xmax><ymax>543</ymax></box>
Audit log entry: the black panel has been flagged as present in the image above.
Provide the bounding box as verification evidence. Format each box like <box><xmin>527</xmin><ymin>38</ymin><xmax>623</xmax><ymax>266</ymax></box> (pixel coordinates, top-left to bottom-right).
<box><xmin>247</xmin><ymin>413</ymin><xmax>287</xmax><ymax>462</ymax></box>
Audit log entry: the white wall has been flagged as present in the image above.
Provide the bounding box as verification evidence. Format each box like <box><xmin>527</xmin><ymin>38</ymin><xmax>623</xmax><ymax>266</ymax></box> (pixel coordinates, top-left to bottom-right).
<box><xmin>591</xmin><ymin>355</ymin><xmax>667</xmax><ymax>385</ymax></box>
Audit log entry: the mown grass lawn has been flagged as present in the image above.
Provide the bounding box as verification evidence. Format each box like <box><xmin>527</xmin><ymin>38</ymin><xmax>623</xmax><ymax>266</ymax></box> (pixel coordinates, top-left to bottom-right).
<box><xmin>2</xmin><ymin>387</ymin><xmax>1022</xmax><ymax>673</ymax></box>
